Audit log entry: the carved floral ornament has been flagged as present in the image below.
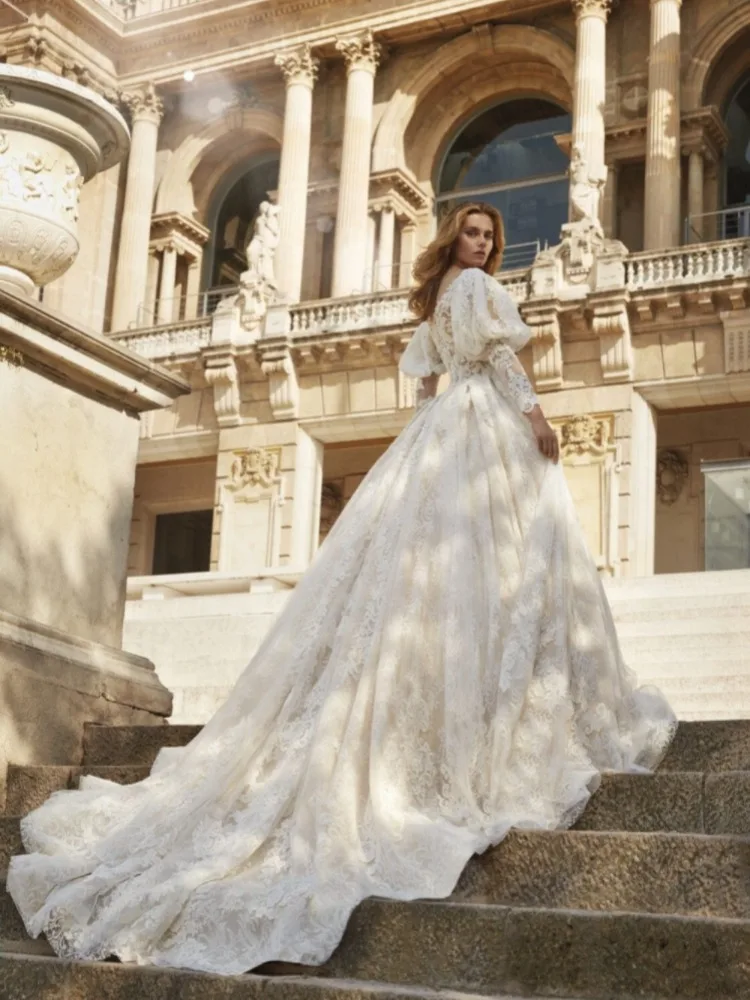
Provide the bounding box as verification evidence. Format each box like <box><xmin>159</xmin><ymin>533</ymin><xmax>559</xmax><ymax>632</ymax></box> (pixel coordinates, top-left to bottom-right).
<box><xmin>558</xmin><ymin>414</ymin><xmax>613</xmax><ymax>458</ymax></box>
<box><xmin>335</xmin><ymin>30</ymin><xmax>383</xmax><ymax>75</ymax></box>
<box><xmin>571</xmin><ymin>0</ymin><xmax>614</xmax><ymax>18</ymax></box>
<box><xmin>122</xmin><ymin>83</ymin><xmax>164</xmax><ymax>124</ymax></box>
<box><xmin>657</xmin><ymin>449</ymin><xmax>689</xmax><ymax>505</ymax></box>
<box><xmin>275</xmin><ymin>44</ymin><xmax>320</xmax><ymax>88</ymax></box>
<box><xmin>228</xmin><ymin>447</ymin><xmax>282</xmax><ymax>494</ymax></box>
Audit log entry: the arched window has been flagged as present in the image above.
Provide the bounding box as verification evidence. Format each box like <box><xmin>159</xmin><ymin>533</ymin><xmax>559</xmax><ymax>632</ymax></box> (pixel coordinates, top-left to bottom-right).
<box><xmin>723</xmin><ymin>77</ymin><xmax>750</xmax><ymax>237</ymax></box>
<box><xmin>437</xmin><ymin>99</ymin><xmax>571</xmax><ymax>269</ymax></box>
<box><xmin>204</xmin><ymin>156</ymin><xmax>280</xmax><ymax>291</ymax></box>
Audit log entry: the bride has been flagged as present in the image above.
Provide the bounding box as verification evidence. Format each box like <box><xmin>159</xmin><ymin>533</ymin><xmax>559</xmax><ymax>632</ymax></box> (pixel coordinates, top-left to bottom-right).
<box><xmin>8</xmin><ymin>202</ymin><xmax>676</xmax><ymax>975</ymax></box>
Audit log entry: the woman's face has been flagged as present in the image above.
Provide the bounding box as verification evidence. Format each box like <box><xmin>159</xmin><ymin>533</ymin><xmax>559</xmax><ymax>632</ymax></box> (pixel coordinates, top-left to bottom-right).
<box><xmin>453</xmin><ymin>212</ymin><xmax>494</xmax><ymax>269</ymax></box>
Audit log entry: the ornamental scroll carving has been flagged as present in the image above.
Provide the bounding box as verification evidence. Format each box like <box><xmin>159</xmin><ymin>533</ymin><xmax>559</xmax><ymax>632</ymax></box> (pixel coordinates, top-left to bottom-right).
<box><xmin>657</xmin><ymin>449</ymin><xmax>689</xmax><ymax>505</ymax></box>
<box><xmin>559</xmin><ymin>414</ymin><xmax>613</xmax><ymax>458</ymax></box>
<box><xmin>228</xmin><ymin>447</ymin><xmax>282</xmax><ymax>496</ymax></box>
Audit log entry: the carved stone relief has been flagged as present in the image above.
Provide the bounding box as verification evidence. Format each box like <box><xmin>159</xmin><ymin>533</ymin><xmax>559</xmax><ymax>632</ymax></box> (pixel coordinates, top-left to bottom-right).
<box><xmin>657</xmin><ymin>449</ymin><xmax>689</xmax><ymax>506</ymax></box>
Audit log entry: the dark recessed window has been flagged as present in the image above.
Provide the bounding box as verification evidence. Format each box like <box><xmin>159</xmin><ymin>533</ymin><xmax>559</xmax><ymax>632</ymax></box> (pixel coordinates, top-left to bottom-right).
<box><xmin>152</xmin><ymin>510</ymin><xmax>213</xmax><ymax>576</ymax></box>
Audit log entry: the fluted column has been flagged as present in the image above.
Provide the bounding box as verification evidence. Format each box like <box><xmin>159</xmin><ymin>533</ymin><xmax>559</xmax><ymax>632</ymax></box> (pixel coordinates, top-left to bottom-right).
<box><xmin>110</xmin><ymin>84</ymin><xmax>163</xmax><ymax>331</ymax></box>
<box><xmin>399</xmin><ymin>222</ymin><xmax>418</xmax><ymax>286</ymax></box>
<box><xmin>687</xmin><ymin>148</ymin><xmax>704</xmax><ymax>242</ymax></box>
<box><xmin>157</xmin><ymin>242</ymin><xmax>177</xmax><ymax>325</ymax></box>
<box><xmin>644</xmin><ymin>0</ymin><xmax>682</xmax><ymax>249</ymax></box>
<box><xmin>274</xmin><ymin>44</ymin><xmax>319</xmax><ymax>303</ymax></box>
<box><xmin>332</xmin><ymin>30</ymin><xmax>382</xmax><ymax>297</ymax></box>
<box><xmin>571</xmin><ymin>0</ymin><xmax>611</xmax><ymax>183</ymax></box>
<box><xmin>376</xmin><ymin>203</ymin><xmax>396</xmax><ymax>289</ymax></box>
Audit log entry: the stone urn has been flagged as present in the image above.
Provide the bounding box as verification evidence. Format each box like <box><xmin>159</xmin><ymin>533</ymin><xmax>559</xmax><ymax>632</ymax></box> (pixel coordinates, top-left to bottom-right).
<box><xmin>0</xmin><ymin>65</ymin><xmax>128</xmax><ymax>296</ymax></box>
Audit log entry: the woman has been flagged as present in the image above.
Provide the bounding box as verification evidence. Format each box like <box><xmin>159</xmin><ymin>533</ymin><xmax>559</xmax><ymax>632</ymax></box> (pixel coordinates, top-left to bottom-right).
<box><xmin>8</xmin><ymin>202</ymin><xmax>676</xmax><ymax>975</ymax></box>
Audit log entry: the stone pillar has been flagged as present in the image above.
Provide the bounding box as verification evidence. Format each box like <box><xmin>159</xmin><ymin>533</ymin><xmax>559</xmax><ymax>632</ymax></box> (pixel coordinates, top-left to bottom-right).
<box><xmin>687</xmin><ymin>149</ymin><xmax>704</xmax><ymax>242</ymax></box>
<box><xmin>275</xmin><ymin>44</ymin><xmax>319</xmax><ymax>304</ymax></box>
<box><xmin>291</xmin><ymin>426</ymin><xmax>324</xmax><ymax>567</ymax></box>
<box><xmin>157</xmin><ymin>243</ymin><xmax>178</xmax><ymax>325</ymax></box>
<box><xmin>399</xmin><ymin>222</ymin><xmax>418</xmax><ymax>286</ymax></box>
<box><xmin>376</xmin><ymin>203</ymin><xmax>396</xmax><ymax>289</ymax></box>
<box><xmin>364</xmin><ymin>210</ymin><xmax>377</xmax><ymax>292</ymax></box>
<box><xmin>111</xmin><ymin>84</ymin><xmax>164</xmax><ymax>331</ymax></box>
<box><xmin>571</xmin><ymin>0</ymin><xmax>611</xmax><ymax>181</ymax></box>
<box><xmin>602</xmin><ymin>162</ymin><xmax>618</xmax><ymax>238</ymax></box>
<box><xmin>629</xmin><ymin>392</ymin><xmax>657</xmax><ymax>576</ymax></box>
<box><xmin>185</xmin><ymin>259</ymin><xmax>202</xmax><ymax>318</ymax></box>
<box><xmin>644</xmin><ymin>0</ymin><xmax>683</xmax><ymax>249</ymax></box>
<box><xmin>332</xmin><ymin>30</ymin><xmax>382</xmax><ymax>298</ymax></box>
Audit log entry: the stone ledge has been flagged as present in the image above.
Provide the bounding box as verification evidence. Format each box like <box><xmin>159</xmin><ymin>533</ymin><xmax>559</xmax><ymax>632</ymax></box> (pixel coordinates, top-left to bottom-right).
<box><xmin>0</xmin><ymin>290</ymin><xmax>189</xmax><ymax>413</ymax></box>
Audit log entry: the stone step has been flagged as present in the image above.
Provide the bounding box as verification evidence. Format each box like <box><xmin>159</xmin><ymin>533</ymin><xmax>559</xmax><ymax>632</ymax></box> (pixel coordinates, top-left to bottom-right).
<box><xmin>321</xmin><ymin>900</ymin><xmax>749</xmax><ymax>999</ymax></box>
<box><xmin>2</xmin><ymin>828</ymin><xmax>748</xmax><ymax>952</ymax></box>
<box><xmin>659</xmin><ymin>719</ymin><xmax>750</xmax><ymax>771</ymax></box>
<box><xmin>574</xmin><ymin>771</ymin><xmax>750</xmax><ymax>835</ymax></box>
<box><xmin>456</xmin><ymin>829</ymin><xmax>750</xmax><ymax>918</ymax></box>
<box><xmin>82</xmin><ymin>723</ymin><xmax>201</xmax><ymax>767</ymax></box>
<box><xmin>616</xmin><ymin>615</ymin><xmax>750</xmax><ymax>637</ymax></box>
<box><xmin>610</xmin><ymin>594</ymin><xmax>750</xmax><ymax>622</ymax></box>
<box><xmin>0</xmin><ymin>955</ymin><xmax>598</xmax><ymax>1000</ymax></box>
<box><xmin>5</xmin><ymin>765</ymin><xmax>151</xmax><ymax>816</ymax></box>
<box><xmin>79</xmin><ymin>719</ymin><xmax>750</xmax><ymax>772</ymax></box>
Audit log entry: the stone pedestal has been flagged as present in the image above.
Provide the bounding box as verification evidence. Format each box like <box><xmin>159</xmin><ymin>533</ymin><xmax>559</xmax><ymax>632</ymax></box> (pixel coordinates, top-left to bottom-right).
<box><xmin>0</xmin><ymin>291</ymin><xmax>188</xmax><ymax>803</ymax></box>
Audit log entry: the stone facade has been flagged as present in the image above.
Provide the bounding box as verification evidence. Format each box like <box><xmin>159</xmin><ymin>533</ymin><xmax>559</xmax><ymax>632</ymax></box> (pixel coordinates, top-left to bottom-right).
<box><xmin>2</xmin><ymin>0</ymin><xmax>750</xmax><ymax>720</ymax></box>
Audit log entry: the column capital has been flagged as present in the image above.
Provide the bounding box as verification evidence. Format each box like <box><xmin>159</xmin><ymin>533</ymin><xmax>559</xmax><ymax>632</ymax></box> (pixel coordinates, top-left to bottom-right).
<box><xmin>122</xmin><ymin>83</ymin><xmax>164</xmax><ymax>125</ymax></box>
<box><xmin>650</xmin><ymin>0</ymin><xmax>682</xmax><ymax>4</ymax></box>
<box><xmin>572</xmin><ymin>0</ymin><xmax>613</xmax><ymax>19</ymax></box>
<box><xmin>275</xmin><ymin>43</ymin><xmax>320</xmax><ymax>89</ymax></box>
<box><xmin>335</xmin><ymin>29</ymin><xmax>382</xmax><ymax>75</ymax></box>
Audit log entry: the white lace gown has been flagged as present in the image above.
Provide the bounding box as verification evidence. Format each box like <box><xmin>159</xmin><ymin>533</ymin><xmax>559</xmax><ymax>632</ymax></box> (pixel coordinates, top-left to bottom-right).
<box><xmin>8</xmin><ymin>267</ymin><xmax>676</xmax><ymax>975</ymax></box>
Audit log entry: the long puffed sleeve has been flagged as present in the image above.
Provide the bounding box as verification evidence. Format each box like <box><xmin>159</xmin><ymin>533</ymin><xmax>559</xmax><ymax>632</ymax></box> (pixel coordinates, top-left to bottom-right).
<box><xmin>450</xmin><ymin>268</ymin><xmax>538</xmax><ymax>414</ymax></box>
<box><xmin>398</xmin><ymin>321</ymin><xmax>446</xmax><ymax>378</ymax></box>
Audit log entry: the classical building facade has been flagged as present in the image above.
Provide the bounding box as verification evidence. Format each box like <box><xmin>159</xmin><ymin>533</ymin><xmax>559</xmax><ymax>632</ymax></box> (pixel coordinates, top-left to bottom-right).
<box><xmin>3</xmin><ymin>0</ymin><xmax>750</xmax><ymax>720</ymax></box>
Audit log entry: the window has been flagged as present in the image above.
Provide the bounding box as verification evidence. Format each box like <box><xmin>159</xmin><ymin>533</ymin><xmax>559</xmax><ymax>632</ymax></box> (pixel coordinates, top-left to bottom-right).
<box><xmin>437</xmin><ymin>99</ymin><xmax>572</xmax><ymax>269</ymax></box>
<box><xmin>152</xmin><ymin>510</ymin><xmax>213</xmax><ymax>576</ymax></box>
<box><xmin>722</xmin><ymin>78</ymin><xmax>750</xmax><ymax>237</ymax></box>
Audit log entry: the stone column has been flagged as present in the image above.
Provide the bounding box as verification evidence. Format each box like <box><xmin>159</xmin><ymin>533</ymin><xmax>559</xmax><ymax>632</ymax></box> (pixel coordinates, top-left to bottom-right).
<box><xmin>399</xmin><ymin>222</ymin><xmax>418</xmax><ymax>286</ymax></box>
<box><xmin>602</xmin><ymin>162</ymin><xmax>618</xmax><ymax>238</ymax></box>
<box><xmin>274</xmin><ymin>44</ymin><xmax>319</xmax><ymax>304</ymax></box>
<box><xmin>332</xmin><ymin>30</ymin><xmax>382</xmax><ymax>297</ymax></box>
<box><xmin>644</xmin><ymin>0</ymin><xmax>683</xmax><ymax>249</ymax></box>
<box><xmin>376</xmin><ymin>203</ymin><xmax>396</xmax><ymax>289</ymax></box>
<box><xmin>185</xmin><ymin>259</ymin><xmax>202</xmax><ymax>318</ymax></box>
<box><xmin>571</xmin><ymin>0</ymin><xmax>611</xmax><ymax>182</ymax></box>
<box><xmin>157</xmin><ymin>243</ymin><xmax>178</xmax><ymax>325</ymax></box>
<box><xmin>111</xmin><ymin>84</ymin><xmax>164</xmax><ymax>331</ymax></box>
<box><xmin>687</xmin><ymin>149</ymin><xmax>704</xmax><ymax>242</ymax></box>
<box><xmin>364</xmin><ymin>210</ymin><xmax>377</xmax><ymax>292</ymax></box>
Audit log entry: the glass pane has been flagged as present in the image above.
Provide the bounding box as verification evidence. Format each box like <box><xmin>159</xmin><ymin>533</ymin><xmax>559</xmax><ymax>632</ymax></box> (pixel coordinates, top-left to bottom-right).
<box><xmin>439</xmin><ymin>100</ymin><xmax>571</xmax><ymax>194</ymax></box>
<box><xmin>442</xmin><ymin>180</ymin><xmax>569</xmax><ymax>268</ymax></box>
<box><xmin>724</xmin><ymin>78</ymin><xmax>750</xmax><ymax>211</ymax></box>
<box><xmin>703</xmin><ymin>461</ymin><xmax>750</xmax><ymax>571</ymax></box>
<box><xmin>152</xmin><ymin>510</ymin><xmax>213</xmax><ymax>576</ymax></box>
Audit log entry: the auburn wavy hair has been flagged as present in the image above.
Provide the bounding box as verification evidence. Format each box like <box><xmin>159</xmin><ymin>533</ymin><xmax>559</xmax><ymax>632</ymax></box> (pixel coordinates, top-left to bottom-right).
<box><xmin>407</xmin><ymin>202</ymin><xmax>505</xmax><ymax>322</ymax></box>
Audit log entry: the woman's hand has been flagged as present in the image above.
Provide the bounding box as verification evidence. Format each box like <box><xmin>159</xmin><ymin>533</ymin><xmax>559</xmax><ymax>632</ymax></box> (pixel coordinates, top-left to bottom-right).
<box><xmin>528</xmin><ymin>406</ymin><xmax>560</xmax><ymax>463</ymax></box>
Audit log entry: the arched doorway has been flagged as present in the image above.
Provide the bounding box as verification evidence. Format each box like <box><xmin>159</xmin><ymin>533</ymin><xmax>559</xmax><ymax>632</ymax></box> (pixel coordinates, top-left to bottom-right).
<box><xmin>436</xmin><ymin>99</ymin><xmax>571</xmax><ymax>269</ymax></box>
<box><xmin>723</xmin><ymin>76</ymin><xmax>750</xmax><ymax>237</ymax></box>
<box><xmin>203</xmin><ymin>155</ymin><xmax>280</xmax><ymax>291</ymax></box>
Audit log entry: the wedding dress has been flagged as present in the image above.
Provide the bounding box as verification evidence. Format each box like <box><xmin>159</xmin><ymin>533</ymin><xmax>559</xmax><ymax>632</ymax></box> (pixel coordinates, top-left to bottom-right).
<box><xmin>8</xmin><ymin>266</ymin><xmax>676</xmax><ymax>976</ymax></box>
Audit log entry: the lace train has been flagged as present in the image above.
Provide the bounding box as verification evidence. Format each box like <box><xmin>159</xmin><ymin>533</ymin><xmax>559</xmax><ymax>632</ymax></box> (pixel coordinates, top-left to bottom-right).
<box><xmin>8</xmin><ymin>269</ymin><xmax>676</xmax><ymax>976</ymax></box>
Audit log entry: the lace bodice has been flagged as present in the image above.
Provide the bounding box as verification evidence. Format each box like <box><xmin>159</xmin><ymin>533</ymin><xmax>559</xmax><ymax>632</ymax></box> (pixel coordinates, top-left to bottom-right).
<box><xmin>399</xmin><ymin>268</ymin><xmax>539</xmax><ymax>413</ymax></box>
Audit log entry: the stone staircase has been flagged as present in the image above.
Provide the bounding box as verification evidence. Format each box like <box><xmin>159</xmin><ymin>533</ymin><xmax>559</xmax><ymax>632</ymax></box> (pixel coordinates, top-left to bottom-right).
<box><xmin>1</xmin><ymin>721</ymin><xmax>749</xmax><ymax>998</ymax></box>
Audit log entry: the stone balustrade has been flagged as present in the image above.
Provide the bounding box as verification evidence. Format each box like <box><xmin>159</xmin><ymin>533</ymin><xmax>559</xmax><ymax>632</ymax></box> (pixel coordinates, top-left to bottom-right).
<box><xmin>111</xmin><ymin>316</ymin><xmax>212</xmax><ymax>359</ymax></box>
<box><xmin>114</xmin><ymin>242</ymin><xmax>750</xmax><ymax>367</ymax></box>
<box><xmin>625</xmin><ymin>240</ymin><xmax>750</xmax><ymax>291</ymax></box>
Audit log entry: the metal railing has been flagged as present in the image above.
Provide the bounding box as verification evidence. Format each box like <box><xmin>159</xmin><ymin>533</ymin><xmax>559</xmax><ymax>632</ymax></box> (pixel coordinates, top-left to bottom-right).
<box><xmin>134</xmin><ymin>284</ymin><xmax>239</xmax><ymax>329</ymax></box>
<box><xmin>362</xmin><ymin>241</ymin><xmax>540</xmax><ymax>292</ymax></box>
<box><xmin>684</xmin><ymin>206</ymin><xmax>750</xmax><ymax>244</ymax></box>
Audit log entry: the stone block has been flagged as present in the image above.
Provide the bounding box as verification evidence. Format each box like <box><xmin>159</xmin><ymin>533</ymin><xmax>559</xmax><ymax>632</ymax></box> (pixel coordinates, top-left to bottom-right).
<box><xmin>574</xmin><ymin>772</ymin><xmax>704</xmax><ymax>832</ymax></box>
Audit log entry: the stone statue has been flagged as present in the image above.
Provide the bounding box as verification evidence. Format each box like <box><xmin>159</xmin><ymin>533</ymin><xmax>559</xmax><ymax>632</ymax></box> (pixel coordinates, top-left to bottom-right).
<box><xmin>568</xmin><ymin>144</ymin><xmax>607</xmax><ymax>230</ymax></box>
<box><xmin>244</xmin><ymin>200</ymin><xmax>281</xmax><ymax>289</ymax></box>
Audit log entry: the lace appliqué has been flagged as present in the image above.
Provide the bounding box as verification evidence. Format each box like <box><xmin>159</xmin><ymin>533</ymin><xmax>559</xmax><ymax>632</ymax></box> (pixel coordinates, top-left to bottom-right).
<box><xmin>489</xmin><ymin>343</ymin><xmax>538</xmax><ymax>414</ymax></box>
